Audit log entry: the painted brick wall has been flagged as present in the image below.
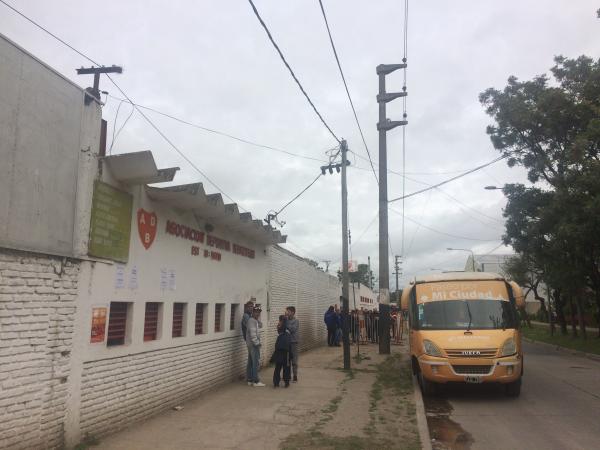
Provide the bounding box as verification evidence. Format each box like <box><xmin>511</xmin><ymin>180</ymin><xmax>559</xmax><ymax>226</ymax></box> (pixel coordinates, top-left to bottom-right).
<box><xmin>0</xmin><ymin>249</ymin><xmax>79</xmax><ymax>450</ymax></box>
<box><xmin>78</xmin><ymin>336</ymin><xmax>246</xmax><ymax>438</ymax></box>
<box><xmin>266</xmin><ymin>246</ymin><xmax>341</xmax><ymax>355</ymax></box>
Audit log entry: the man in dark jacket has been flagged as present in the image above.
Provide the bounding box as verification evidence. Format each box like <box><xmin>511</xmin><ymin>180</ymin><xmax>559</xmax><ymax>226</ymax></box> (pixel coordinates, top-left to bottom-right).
<box><xmin>272</xmin><ymin>315</ymin><xmax>292</xmax><ymax>387</ymax></box>
<box><xmin>324</xmin><ymin>306</ymin><xmax>337</xmax><ymax>346</ymax></box>
<box><xmin>285</xmin><ymin>306</ymin><xmax>299</xmax><ymax>382</ymax></box>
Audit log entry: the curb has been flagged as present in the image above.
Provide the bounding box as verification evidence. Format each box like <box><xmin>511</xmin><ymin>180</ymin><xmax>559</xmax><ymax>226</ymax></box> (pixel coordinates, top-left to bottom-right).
<box><xmin>523</xmin><ymin>337</ymin><xmax>600</xmax><ymax>363</ymax></box>
<box><xmin>412</xmin><ymin>375</ymin><xmax>432</xmax><ymax>450</ymax></box>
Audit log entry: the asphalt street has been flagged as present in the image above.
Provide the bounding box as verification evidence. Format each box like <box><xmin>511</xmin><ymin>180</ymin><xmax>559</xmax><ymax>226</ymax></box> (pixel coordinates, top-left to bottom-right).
<box><xmin>425</xmin><ymin>341</ymin><xmax>600</xmax><ymax>450</ymax></box>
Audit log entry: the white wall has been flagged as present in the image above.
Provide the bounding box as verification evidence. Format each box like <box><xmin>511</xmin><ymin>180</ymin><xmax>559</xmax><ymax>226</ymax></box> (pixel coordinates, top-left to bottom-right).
<box><xmin>0</xmin><ymin>248</ymin><xmax>80</xmax><ymax>450</ymax></box>
<box><xmin>66</xmin><ymin>184</ymin><xmax>269</xmax><ymax>444</ymax></box>
<box><xmin>350</xmin><ymin>282</ymin><xmax>377</xmax><ymax>311</ymax></box>
<box><xmin>266</xmin><ymin>246</ymin><xmax>341</xmax><ymax>354</ymax></box>
<box><xmin>0</xmin><ymin>33</ymin><xmax>101</xmax><ymax>258</ymax></box>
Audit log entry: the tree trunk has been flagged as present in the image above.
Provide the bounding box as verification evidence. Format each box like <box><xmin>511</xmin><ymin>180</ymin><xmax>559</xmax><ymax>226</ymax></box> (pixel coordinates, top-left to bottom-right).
<box><xmin>575</xmin><ymin>296</ymin><xmax>587</xmax><ymax>340</ymax></box>
<box><xmin>554</xmin><ymin>289</ymin><xmax>568</xmax><ymax>335</ymax></box>
<box><xmin>568</xmin><ymin>296</ymin><xmax>578</xmax><ymax>337</ymax></box>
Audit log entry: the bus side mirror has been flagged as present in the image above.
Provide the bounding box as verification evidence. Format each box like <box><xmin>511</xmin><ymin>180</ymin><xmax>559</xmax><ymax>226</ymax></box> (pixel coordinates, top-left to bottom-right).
<box><xmin>509</xmin><ymin>281</ymin><xmax>526</xmax><ymax>310</ymax></box>
<box><xmin>400</xmin><ymin>287</ymin><xmax>410</xmax><ymax>311</ymax></box>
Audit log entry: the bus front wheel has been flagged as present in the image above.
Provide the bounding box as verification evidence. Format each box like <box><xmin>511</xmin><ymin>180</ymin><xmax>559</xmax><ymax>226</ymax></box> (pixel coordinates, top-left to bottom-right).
<box><xmin>505</xmin><ymin>377</ymin><xmax>521</xmax><ymax>397</ymax></box>
<box><xmin>418</xmin><ymin>371</ymin><xmax>437</xmax><ymax>396</ymax></box>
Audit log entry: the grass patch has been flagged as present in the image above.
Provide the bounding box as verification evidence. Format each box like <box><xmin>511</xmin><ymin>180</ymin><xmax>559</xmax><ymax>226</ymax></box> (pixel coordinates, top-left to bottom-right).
<box><xmin>281</xmin><ymin>431</ymin><xmax>397</xmax><ymax>450</ymax></box>
<box><xmin>522</xmin><ymin>324</ymin><xmax>600</xmax><ymax>356</ymax></box>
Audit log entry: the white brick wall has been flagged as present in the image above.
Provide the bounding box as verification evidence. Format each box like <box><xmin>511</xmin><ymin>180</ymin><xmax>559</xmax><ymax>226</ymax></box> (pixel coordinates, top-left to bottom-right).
<box><xmin>266</xmin><ymin>246</ymin><xmax>341</xmax><ymax>356</ymax></box>
<box><xmin>0</xmin><ymin>248</ymin><xmax>79</xmax><ymax>450</ymax></box>
<box><xmin>79</xmin><ymin>336</ymin><xmax>246</xmax><ymax>438</ymax></box>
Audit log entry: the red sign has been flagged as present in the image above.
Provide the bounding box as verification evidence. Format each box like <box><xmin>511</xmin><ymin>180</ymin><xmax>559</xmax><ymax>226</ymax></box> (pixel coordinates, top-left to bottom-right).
<box><xmin>90</xmin><ymin>307</ymin><xmax>107</xmax><ymax>343</ymax></box>
<box><xmin>137</xmin><ymin>209</ymin><xmax>157</xmax><ymax>250</ymax></box>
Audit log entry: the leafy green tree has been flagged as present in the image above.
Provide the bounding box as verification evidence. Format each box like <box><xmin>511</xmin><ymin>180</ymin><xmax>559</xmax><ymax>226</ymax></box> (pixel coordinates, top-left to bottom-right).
<box><xmin>481</xmin><ymin>56</ymin><xmax>600</xmax><ymax>338</ymax></box>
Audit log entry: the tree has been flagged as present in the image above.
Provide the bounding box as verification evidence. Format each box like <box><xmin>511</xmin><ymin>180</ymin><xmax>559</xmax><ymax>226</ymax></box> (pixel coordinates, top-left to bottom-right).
<box><xmin>481</xmin><ymin>56</ymin><xmax>600</xmax><ymax>338</ymax></box>
<box><xmin>502</xmin><ymin>254</ymin><xmax>548</xmax><ymax>321</ymax></box>
<box><xmin>337</xmin><ymin>263</ymin><xmax>374</xmax><ymax>287</ymax></box>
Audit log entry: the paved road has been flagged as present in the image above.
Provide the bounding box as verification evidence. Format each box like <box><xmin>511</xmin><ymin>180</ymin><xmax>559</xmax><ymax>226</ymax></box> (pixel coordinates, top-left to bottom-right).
<box><xmin>425</xmin><ymin>341</ymin><xmax>600</xmax><ymax>450</ymax></box>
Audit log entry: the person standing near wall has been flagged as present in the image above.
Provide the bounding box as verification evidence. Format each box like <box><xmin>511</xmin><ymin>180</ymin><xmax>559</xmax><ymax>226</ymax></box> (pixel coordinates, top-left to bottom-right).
<box><xmin>324</xmin><ymin>306</ymin><xmax>337</xmax><ymax>346</ymax></box>
<box><xmin>246</xmin><ymin>306</ymin><xmax>265</xmax><ymax>387</ymax></box>
<box><xmin>285</xmin><ymin>306</ymin><xmax>299</xmax><ymax>382</ymax></box>
<box><xmin>241</xmin><ymin>300</ymin><xmax>255</xmax><ymax>385</ymax></box>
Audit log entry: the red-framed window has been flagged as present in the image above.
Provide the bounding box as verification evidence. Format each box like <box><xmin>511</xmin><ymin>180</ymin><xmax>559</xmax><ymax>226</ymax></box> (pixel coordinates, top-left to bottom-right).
<box><xmin>172</xmin><ymin>303</ymin><xmax>186</xmax><ymax>338</ymax></box>
<box><xmin>144</xmin><ymin>302</ymin><xmax>160</xmax><ymax>341</ymax></box>
<box><xmin>215</xmin><ymin>303</ymin><xmax>224</xmax><ymax>332</ymax></box>
<box><xmin>195</xmin><ymin>303</ymin><xmax>207</xmax><ymax>335</ymax></box>
<box><xmin>107</xmin><ymin>302</ymin><xmax>129</xmax><ymax>346</ymax></box>
<box><xmin>230</xmin><ymin>304</ymin><xmax>239</xmax><ymax>330</ymax></box>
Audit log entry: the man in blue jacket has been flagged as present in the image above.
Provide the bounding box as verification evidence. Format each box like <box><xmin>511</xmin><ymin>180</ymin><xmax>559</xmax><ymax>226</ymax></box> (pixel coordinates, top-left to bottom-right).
<box><xmin>324</xmin><ymin>305</ymin><xmax>337</xmax><ymax>346</ymax></box>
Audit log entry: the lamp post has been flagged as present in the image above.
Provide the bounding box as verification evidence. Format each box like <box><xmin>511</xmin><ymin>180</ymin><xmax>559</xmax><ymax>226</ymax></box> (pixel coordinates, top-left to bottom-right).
<box><xmin>447</xmin><ymin>247</ymin><xmax>476</xmax><ymax>272</ymax></box>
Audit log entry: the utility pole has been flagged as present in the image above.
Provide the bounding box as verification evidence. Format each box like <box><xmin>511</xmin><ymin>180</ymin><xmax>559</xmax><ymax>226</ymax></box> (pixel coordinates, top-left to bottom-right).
<box><xmin>340</xmin><ymin>139</ymin><xmax>351</xmax><ymax>370</ymax></box>
<box><xmin>394</xmin><ymin>255</ymin><xmax>402</xmax><ymax>302</ymax></box>
<box><xmin>76</xmin><ymin>65</ymin><xmax>123</xmax><ymax>104</ymax></box>
<box><xmin>368</xmin><ymin>256</ymin><xmax>372</xmax><ymax>290</ymax></box>
<box><xmin>321</xmin><ymin>140</ymin><xmax>351</xmax><ymax>369</ymax></box>
<box><xmin>377</xmin><ymin>63</ymin><xmax>407</xmax><ymax>354</ymax></box>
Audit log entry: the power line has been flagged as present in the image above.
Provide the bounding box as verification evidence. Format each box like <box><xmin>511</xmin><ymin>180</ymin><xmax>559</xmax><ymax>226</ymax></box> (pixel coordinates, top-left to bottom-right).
<box><xmin>247</xmin><ymin>0</ymin><xmax>340</xmax><ymax>144</ymax></box>
<box><xmin>1</xmin><ymin>0</ymin><xmax>246</xmax><ymax>210</ymax></box>
<box><xmin>317</xmin><ymin>0</ymin><xmax>378</xmax><ymax>184</ymax></box>
<box><xmin>274</xmin><ymin>172</ymin><xmax>323</xmax><ymax>217</ymax></box>
<box><xmin>389</xmin><ymin>155</ymin><xmax>508</xmax><ymax>203</ymax></box>
<box><xmin>106</xmin><ymin>94</ymin><xmax>332</xmax><ymax>164</ymax></box>
<box><xmin>389</xmin><ymin>207</ymin><xmax>499</xmax><ymax>242</ymax></box>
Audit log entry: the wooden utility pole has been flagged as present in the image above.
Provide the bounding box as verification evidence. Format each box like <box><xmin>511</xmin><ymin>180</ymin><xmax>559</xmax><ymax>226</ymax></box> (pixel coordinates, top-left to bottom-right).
<box><xmin>76</xmin><ymin>65</ymin><xmax>123</xmax><ymax>104</ymax></box>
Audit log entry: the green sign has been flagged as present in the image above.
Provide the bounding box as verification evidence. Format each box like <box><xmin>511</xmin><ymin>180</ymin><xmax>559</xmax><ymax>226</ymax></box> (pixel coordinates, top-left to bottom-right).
<box><xmin>89</xmin><ymin>181</ymin><xmax>133</xmax><ymax>262</ymax></box>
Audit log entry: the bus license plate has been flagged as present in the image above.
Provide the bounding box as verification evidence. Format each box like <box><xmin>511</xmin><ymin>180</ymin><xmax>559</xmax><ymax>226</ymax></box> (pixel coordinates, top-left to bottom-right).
<box><xmin>465</xmin><ymin>376</ymin><xmax>482</xmax><ymax>384</ymax></box>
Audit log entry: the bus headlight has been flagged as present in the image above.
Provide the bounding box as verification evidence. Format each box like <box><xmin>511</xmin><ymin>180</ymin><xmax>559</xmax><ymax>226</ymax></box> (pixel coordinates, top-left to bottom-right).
<box><xmin>423</xmin><ymin>339</ymin><xmax>443</xmax><ymax>357</ymax></box>
<box><xmin>501</xmin><ymin>338</ymin><xmax>516</xmax><ymax>356</ymax></box>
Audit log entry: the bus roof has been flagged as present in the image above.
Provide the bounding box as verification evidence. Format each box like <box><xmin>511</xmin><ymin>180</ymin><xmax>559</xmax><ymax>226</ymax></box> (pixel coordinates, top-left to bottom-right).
<box><xmin>410</xmin><ymin>272</ymin><xmax>506</xmax><ymax>285</ymax></box>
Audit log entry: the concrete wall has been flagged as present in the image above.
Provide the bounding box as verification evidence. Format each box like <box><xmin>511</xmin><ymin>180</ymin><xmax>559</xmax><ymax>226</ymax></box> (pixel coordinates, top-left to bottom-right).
<box><xmin>350</xmin><ymin>282</ymin><xmax>377</xmax><ymax>311</ymax></box>
<box><xmin>0</xmin><ymin>33</ymin><xmax>101</xmax><ymax>258</ymax></box>
<box><xmin>0</xmin><ymin>248</ymin><xmax>80</xmax><ymax>450</ymax></box>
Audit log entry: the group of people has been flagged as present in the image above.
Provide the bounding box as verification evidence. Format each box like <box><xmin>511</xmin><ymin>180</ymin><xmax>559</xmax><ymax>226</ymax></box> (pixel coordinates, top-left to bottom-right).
<box><xmin>325</xmin><ymin>305</ymin><xmax>406</xmax><ymax>346</ymax></box>
<box><xmin>241</xmin><ymin>301</ymin><xmax>299</xmax><ymax>388</ymax></box>
<box><xmin>323</xmin><ymin>305</ymin><xmax>343</xmax><ymax>346</ymax></box>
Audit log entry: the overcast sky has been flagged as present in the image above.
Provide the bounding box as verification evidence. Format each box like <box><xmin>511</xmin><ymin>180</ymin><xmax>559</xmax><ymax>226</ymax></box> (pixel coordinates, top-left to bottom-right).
<box><xmin>1</xmin><ymin>0</ymin><xmax>598</xmax><ymax>288</ymax></box>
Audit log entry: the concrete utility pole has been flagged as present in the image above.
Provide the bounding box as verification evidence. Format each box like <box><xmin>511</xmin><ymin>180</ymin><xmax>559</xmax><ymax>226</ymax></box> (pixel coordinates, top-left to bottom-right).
<box><xmin>76</xmin><ymin>65</ymin><xmax>123</xmax><ymax>104</ymax></box>
<box><xmin>340</xmin><ymin>139</ymin><xmax>351</xmax><ymax>370</ymax></box>
<box><xmin>377</xmin><ymin>63</ymin><xmax>407</xmax><ymax>354</ymax></box>
<box><xmin>321</xmin><ymin>140</ymin><xmax>351</xmax><ymax>369</ymax></box>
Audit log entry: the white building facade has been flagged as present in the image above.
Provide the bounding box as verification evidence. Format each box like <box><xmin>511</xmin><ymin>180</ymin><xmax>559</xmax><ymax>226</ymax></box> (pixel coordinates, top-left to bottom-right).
<box><xmin>0</xmin><ymin>34</ymin><xmax>341</xmax><ymax>450</ymax></box>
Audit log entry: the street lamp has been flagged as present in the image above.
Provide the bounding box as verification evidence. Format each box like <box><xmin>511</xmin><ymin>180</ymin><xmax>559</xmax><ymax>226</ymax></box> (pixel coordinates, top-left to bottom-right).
<box><xmin>484</xmin><ymin>185</ymin><xmax>502</xmax><ymax>190</ymax></box>
<box><xmin>447</xmin><ymin>247</ymin><xmax>476</xmax><ymax>272</ymax></box>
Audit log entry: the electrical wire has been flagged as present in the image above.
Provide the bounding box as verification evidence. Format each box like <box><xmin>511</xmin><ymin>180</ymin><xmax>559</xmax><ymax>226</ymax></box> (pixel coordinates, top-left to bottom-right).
<box><xmin>274</xmin><ymin>173</ymin><xmax>323</xmax><ymax>217</ymax></box>
<box><xmin>247</xmin><ymin>0</ymin><xmax>340</xmax><ymax>144</ymax></box>
<box><xmin>317</xmin><ymin>0</ymin><xmax>378</xmax><ymax>184</ymax></box>
<box><xmin>389</xmin><ymin>207</ymin><xmax>499</xmax><ymax>242</ymax></box>
<box><xmin>108</xmin><ymin>98</ymin><xmax>135</xmax><ymax>155</ymax></box>
<box><xmin>388</xmin><ymin>155</ymin><xmax>509</xmax><ymax>203</ymax></box>
<box><xmin>0</xmin><ymin>0</ymin><xmax>247</xmax><ymax>210</ymax></box>
<box><xmin>106</xmin><ymin>94</ymin><xmax>331</xmax><ymax>164</ymax></box>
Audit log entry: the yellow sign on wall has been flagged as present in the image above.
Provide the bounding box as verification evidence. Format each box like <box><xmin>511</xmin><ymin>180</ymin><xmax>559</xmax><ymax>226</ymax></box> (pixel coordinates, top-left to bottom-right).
<box><xmin>88</xmin><ymin>181</ymin><xmax>133</xmax><ymax>262</ymax></box>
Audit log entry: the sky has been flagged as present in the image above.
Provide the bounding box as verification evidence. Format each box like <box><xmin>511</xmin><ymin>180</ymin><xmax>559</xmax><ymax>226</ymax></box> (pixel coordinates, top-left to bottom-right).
<box><xmin>1</xmin><ymin>0</ymin><xmax>598</xmax><ymax>288</ymax></box>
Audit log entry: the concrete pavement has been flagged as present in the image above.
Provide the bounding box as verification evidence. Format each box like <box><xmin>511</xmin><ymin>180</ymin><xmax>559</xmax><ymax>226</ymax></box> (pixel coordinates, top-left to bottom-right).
<box><xmin>425</xmin><ymin>341</ymin><xmax>600</xmax><ymax>450</ymax></box>
<box><xmin>92</xmin><ymin>343</ymin><xmax>421</xmax><ymax>450</ymax></box>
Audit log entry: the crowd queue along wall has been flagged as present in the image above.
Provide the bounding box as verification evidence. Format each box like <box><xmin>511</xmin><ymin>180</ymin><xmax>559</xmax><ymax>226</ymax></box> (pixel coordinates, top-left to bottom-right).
<box><xmin>0</xmin><ymin>32</ymin><xmax>341</xmax><ymax>450</ymax></box>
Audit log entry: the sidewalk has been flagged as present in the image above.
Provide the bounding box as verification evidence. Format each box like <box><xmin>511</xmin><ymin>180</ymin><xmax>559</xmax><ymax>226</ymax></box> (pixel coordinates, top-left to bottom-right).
<box><xmin>92</xmin><ymin>342</ymin><xmax>421</xmax><ymax>450</ymax></box>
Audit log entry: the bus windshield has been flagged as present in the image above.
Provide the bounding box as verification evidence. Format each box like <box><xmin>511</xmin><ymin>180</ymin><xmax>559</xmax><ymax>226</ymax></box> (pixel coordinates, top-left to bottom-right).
<box><xmin>416</xmin><ymin>299</ymin><xmax>518</xmax><ymax>330</ymax></box>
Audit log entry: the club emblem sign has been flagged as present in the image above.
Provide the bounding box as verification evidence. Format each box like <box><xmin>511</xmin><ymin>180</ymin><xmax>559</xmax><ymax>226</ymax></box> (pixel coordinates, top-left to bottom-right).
<box><xmin>137</xmin><ymin>209</ymin><xmax>157</xmax><ymax>250</ymax></box>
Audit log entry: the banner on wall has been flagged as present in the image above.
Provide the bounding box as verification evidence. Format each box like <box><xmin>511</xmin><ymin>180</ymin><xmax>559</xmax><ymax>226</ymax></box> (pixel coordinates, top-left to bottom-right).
<box><xmin>90</xmin><ymin>307</ymin><xmax>107</xmax><ymax>343</ymax></box>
